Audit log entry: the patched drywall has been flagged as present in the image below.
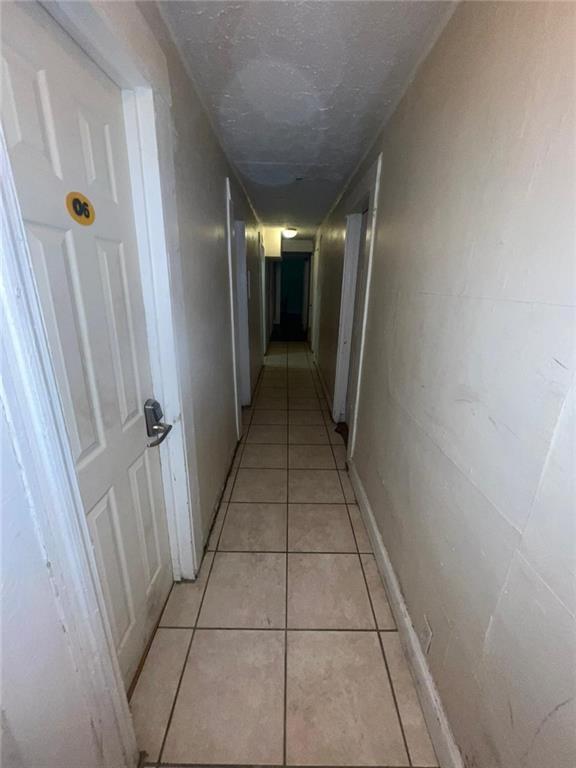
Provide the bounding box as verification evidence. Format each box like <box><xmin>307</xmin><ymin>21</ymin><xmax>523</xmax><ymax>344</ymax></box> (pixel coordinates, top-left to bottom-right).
<box><xmin>315</xmin><ymin>3</ymin><xmax>576</xmax><ymax>766</ymax></box>
<box><xmin>138</xmin><ymin>3</ymin><xmax>263</xmax><ymax>540</ymax></box>
<box><xmin>157</xmin><ymin>0</ymin><xmax>454</xmax><ymax>236</ymax></box>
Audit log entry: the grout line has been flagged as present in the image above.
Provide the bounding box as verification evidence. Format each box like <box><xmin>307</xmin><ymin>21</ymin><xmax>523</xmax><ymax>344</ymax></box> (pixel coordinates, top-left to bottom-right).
<box><xmin>332</xmin><ymin>458</ymin><xmax>413</xmax><ymax>767</ymax></box>
<box><xmin>136</xmin><ymin>413</ymin><xmax>254</xmax><ymax>754</ymax></box>
<box><xmin>157</xmin><ymin>536</ymin><xmax>219</xmax><ymax>763</ymax></box>
<box><xmin>283</xmin><ymin>348</ymin><xmax>289</xmax><ymax>767</ymax></box>
<box><xmin>214</xmin><ymin>549</ymin><xmax>363</xmax><ymax>555</ymax></box>
<box><xmin>155</xmin><ymin>410</ymin><xmax>255</xmax><ymax>763</ymax></box>
<box><xmin>150</xmin><ymin>763</ymin><xmax>420</xmax><ymax>768</ymax></box>
<box><xmin>161</xmin><ymin>626</ymin><xmax>401</xmax><ymax>633</ymax></box>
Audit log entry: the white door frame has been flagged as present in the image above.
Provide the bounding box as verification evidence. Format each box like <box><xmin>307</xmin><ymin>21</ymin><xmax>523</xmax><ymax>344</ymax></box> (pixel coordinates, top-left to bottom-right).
<box><xmin>225</xmin><ymin>179</ymin><xmax>242</xmax><ymax>438</ymax></box>
<box><xmin>259</xmin><ymin>233</ymin><xmax>268</xmax><ymax>357</ymax></box>
<box><xmin>39</xmin><ymin>1</ymin><xmax>201</xmax><ymax>579</ymax></box>
<box><xmin>234</xmin><ymin>220</ymin><xmax>251</xmax><ymax>404</ymax></box>
<box><xmin>1</xmin><ymin>1</ymin><xmax>203</xmax><ymax>762</ymax></box>
<box><xmin>332</xmin><ymin>153</ymin><xmax>382</xmax><ymax>457</ymax></box>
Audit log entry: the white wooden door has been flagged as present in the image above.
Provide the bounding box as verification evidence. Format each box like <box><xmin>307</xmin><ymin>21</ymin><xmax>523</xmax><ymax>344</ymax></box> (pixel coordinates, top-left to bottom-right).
<box><xmin>1</xmin><ymin>2</ymin><xmax>172</xmax><ymax>687</ymax></box>
<box><xmin>345</xmin><ymin>210</ymin><xmax>369</xmax><ymax>426</ymax></box>
<box><xmin>225</xmin><ymin>185</ymin><xmax>242</xmax><ymax>437</ymax></box>
<box><xmin>234</xmin><ymin>220</ymin><xmax>251</xmax><ymax>405</ymax></box>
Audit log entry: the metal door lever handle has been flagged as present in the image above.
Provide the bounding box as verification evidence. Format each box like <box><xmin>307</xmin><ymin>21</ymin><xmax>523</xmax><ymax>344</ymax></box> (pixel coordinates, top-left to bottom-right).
<box><xmin>148</xmin><ymin>421</ymin><xmax>172</xmax><ymax>448</ymax></box>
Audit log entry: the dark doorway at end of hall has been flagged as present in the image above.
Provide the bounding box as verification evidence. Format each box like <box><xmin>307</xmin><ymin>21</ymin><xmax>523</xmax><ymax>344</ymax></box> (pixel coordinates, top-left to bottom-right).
<box><xmin>270</xmin><ymin>252</ymin><xmax>311</xmax><ymax>342</ymax></box>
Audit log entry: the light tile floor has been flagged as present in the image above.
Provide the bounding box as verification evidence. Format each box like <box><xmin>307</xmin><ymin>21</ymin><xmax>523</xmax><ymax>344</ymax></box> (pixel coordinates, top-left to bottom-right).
<box><xmin>131</xmin><ymin>341</ymin><xmax>438</xmax><ymax>767</ymax></box>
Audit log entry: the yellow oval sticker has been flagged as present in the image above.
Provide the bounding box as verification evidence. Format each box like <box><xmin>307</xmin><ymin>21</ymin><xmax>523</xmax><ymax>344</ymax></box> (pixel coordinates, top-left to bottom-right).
<box><xmin>66</xmin><ymin>192</ymin><xmax>95</xmax><ymax>226</ymax></box>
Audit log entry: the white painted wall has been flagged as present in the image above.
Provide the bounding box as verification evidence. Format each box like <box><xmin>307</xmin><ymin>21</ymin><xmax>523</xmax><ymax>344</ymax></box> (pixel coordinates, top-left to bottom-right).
<box><xmin>137</xmin><ymin>4</ymin><xmax>263</xmax><ymax>538</ymax></box>
<box><xmin>315</xmin><ymin>4</ymin><xmax>576</xmax><ymax>766</ymax></box>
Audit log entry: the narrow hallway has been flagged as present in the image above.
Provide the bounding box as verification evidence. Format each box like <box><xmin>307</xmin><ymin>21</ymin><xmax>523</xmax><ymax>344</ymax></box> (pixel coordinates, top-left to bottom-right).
<box><xmin>2</xmin><ymin>3</ymin><xmax>574</xmax><ymax>767</ymax></box>
<box><xmin>131</xmin><ymin>342</ymin><xmax>437</xmax><ymax>767</ymax></box>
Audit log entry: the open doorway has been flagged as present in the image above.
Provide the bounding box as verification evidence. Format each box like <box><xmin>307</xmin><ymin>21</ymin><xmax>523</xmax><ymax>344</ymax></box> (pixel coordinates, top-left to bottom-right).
<box><xmin>270</xmin><ymin>252</ymin><xmax>311</xmax><ymax>341</ymax></box>
<box><xmin>332</xmin><ymin>154</ymin><xmax>382</xmax><ymax>455</ymax></box>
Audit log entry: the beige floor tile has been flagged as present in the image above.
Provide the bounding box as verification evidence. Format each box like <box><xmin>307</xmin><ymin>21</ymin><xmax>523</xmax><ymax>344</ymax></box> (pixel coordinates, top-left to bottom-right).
<box><xmin>289</xmin><ymin>397</ymin><xmax>321</xmax><ymax>410</ymax></box>
<box><xmin>288</xmin><ymin>409</ymin><xmax>326</xmax><ymax>425</ymax></box>
<box><xmin>381</xmin><ymin>632</ymin><xmax>438</xmax><ymax>766</ymax></box>
<box><xmin>251</xmin><ymin>409</ymin><xmax>288</xmax><ymax>425</ymax></box>
<box><xmin>289</xmin><ymin>469</ymin><xmax>345</xmax><ymax>503</ymax></box>
<box><xmin>131</xmin><ymin>628</ymin><xmax>192</xmax><ymax>762</ymax></box>
<box><xmin>339</xmin><ymin>470</ymin><xmax>356</xmax><ymax>502</ymax></box>
<box><xmin>246</xmin><ymin>424</ymin><xmax>287</xmax><ymax>444</ymax></box>
<box><xmin>362</xmin><ymin>554</ymin><xmax>395</xmax><ymax>629</ymax></box>
<box><xmin>332</xmin><ymin>444</ymin><xmax>347</xmax><ymax>469</ymax></box>
<box><xmin>287</xmin><ymin>553</ymin><xmax>374</xmax><ymax>628</ymax></box>
<box><xmin>207</xmin><ymin>504</ymin><xmax>227</xmax><ymax>551</ymax></box>
<box><xmin>198</xmin><ymin>552</ymin><xmax>286</xmax><ymax>628</ymax></box>
<box><xmin>163</xmin><ymin>629</ymin><xmax>284</xmax><ymax>765</ymax></box>
<box><xmin>160</xmin><ymin>551</ymin><xmax>215</xmax><ymax>627</ymax></box>
<box><xmin>288</xmin><ymin>445</ymin><xmax>336</xmax><ymax>469</ymax></box>
<box><xmin>286</xmin><ymin>631</ymin><xmax>408</xmax><ymax>765</ymax></box>
<box><xmin>261</xmin><ymin>365</ymin><xmax>283</xmax><ymax>373</ymax></box>
<box><xmin>288</xmin><ymin>379</ymin><xmax>315</xmax><ymax>389</ymax></box>
<box><xmin>241</xmin><ymin>443</ymin><xmax>288</xmax><ymax>468</ymax></box>
<box><xmin>289</xmin><ymin>424</ymin><xmax>330</xmax><ymax>445</ymax></box>
<box><xmin>219</xmin><ymin>503</ymin><xmax>287</xmax><ymax>551</ymax></box>
<box><xmin>348</xmin><ymin>504</ymin><xmax>372</xmax><ymax>552</ymax></box>
<box><xmin>288</xmin><ymin>504</ymin><xmax>356</xmax><ymax>552</ymax></box>
<box><xmin>232</xmin><ymin>468</ymin><xmax>287</xmax><ymax>503</ymax></box>
<box><xmin>289</xmin><ymin>386</ymin><xmax>317</xmax><ymax>397</ymax></box>
<box><xmin>255</xmin><ymin>394</ymin><xmax>288</xmax><ymax>409</ymax></box>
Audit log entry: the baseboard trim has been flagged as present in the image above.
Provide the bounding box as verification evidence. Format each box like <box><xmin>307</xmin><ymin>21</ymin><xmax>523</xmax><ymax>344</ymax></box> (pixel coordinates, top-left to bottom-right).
<box><xmin>348</xmin><ymin>459</ymin><xmax>463</xmax><ymax>768</ymax></box>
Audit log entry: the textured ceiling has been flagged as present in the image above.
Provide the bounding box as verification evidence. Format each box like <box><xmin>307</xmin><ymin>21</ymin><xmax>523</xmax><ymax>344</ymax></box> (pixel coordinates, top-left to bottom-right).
<box><xmin>158</xmin><ymin>1</ymin><xmax>453</xmax><ymax>236</ymax></box>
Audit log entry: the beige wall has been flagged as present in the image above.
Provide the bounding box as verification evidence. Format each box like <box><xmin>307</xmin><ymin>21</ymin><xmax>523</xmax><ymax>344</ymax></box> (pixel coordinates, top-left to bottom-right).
<box><xmin>315</xmin><ymin>3</ymin><xmax>576</xmax><ymax>766</ymax></box>
<box><xmin>139</xmin><ymin>4</ymin><xmax>263</xmax><ymax>540</ymax></box>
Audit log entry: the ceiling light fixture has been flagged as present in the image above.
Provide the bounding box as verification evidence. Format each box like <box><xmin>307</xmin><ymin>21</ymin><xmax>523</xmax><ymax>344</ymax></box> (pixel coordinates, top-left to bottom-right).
<box><xmin>282</xmin><ymin>228</ymin><xmax>298</xmax><ymax>239</ymax></box>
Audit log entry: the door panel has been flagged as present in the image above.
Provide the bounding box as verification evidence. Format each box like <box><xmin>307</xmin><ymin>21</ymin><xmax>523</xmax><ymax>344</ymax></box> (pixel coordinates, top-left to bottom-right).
<box><xmin>1</xmin><ymin>2</ymin><xmax>172</xmax><ymax>686</ymax></box>
<box><xmin>89</xmin><ymin>490</ymin><xmax>135</xmax><ymax>652</ymax></box>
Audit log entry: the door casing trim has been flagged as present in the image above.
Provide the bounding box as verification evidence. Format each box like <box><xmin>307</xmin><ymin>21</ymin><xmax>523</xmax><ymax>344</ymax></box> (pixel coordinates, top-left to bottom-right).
<box><xmin>331</xmin><ymin>153</ymin><xmax>382</xmax><ymax>457</ymax></box>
